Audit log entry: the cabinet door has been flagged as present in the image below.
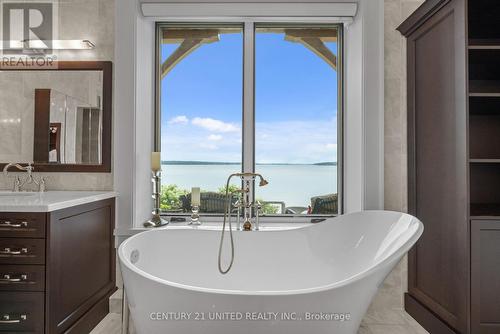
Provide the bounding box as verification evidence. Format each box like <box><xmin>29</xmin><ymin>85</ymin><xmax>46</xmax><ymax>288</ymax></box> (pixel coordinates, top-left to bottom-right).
<box><xmin>471</xmin><ymin>220</ymin><xmax>500</xmax><ymax>334</ymax></box>
<box><xmin>46</xmin><ymin>199</ymin><xmax>116</xmax><ymax>333</ymax></box>
<box><xmin>405</xmin><ymin>0</ymin><xmax>468</xmax><ymax>332</ymax></box>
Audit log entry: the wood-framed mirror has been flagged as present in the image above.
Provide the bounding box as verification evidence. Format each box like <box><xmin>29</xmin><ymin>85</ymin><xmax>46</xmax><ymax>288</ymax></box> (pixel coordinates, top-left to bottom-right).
<box><xmin>0</xmin><ymin>61</ymin><xmax>112</xmax><ymax>172</ymax></box>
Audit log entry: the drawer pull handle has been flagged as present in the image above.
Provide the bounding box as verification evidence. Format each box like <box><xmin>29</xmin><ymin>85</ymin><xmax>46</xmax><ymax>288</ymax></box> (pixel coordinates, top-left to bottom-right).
<box><xmin>0</xmin><ymin>221</ymin><xmax>28</xmax><ymax>228</ymax></box>
<box><xmin>0</xmin><ymin>247</ymin><xmax>28</xmax><ymax>255</ymax></box>
<box><xmin>0</xmin><ymin>274</ymin><xmax>28</xmax><ymax>282</ymax></box>
<box><xmin>0</xmin><ymin>314</ymin><xmax>27</xmax><ymax>324</ymax></box>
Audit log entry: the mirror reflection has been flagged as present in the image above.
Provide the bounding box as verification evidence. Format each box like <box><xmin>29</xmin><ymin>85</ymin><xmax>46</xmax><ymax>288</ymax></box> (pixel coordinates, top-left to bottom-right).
<box><xmin>0</xmin><ymin>70</ymin><xmax>103</xmax><ymax>165</ymax></box>
<box><xmin>46</xmin><ymin>87</ymin><xmax>102</xmax><ymax>164</ymax></box>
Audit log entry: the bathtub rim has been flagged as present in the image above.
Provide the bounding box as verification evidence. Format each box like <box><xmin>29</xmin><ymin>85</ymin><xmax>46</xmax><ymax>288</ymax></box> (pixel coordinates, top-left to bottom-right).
<box><xmin>118</xmin><ymin>210</ymin><xmax>423</xmax><ymax>296</ymax></box>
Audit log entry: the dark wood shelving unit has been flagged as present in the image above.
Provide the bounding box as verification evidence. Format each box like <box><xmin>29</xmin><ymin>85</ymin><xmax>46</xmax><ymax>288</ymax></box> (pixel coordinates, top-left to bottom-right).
<box><xmin>399</xmin><ymin>0</ymin><xmax>500</xmax><ymax>333</ymax></box>
<box><xmin>468</xmin><ymin>23</ymin><xmax>500</xmax><ymax>220</ymax></box>
<box><xmin>468</xmin><ymin>1</ymin><xmax>500</xmax><ymax>332</ymax></box>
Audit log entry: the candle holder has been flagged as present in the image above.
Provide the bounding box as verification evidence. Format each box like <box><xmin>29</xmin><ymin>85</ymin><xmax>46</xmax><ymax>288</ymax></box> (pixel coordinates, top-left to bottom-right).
<box><xmin>144</xmin><ymin>170</ymin><xmax>169</xmax><ymax>228</ymax></box>
<box><xmin>189</xmin><ymin>205</ymin><xmax>201</xmax><ymax>225</ymax></box>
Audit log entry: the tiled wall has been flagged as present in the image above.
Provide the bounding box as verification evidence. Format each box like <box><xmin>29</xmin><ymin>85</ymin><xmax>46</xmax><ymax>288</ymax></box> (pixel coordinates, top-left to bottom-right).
<box><xmin>0</xmin><ymin>0</ymin><xmax>114</xmax><ymax>191</ymax></box>
<box><xmin>360</xmin><ymin>0</ymin><xmax>426</xmax><ymax>331</ymax></box>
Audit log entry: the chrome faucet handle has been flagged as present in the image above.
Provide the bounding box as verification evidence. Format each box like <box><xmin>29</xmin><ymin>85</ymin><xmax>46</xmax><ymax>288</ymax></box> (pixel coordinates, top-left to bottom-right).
<box><xmin>13</xmin><ymin>176</ymin><xmax>21</xmax><ymax>192</ymax></box>
<box><xmin>254</xmin><ymin>201</ymin><xmax>263</xmax><ymax>231</ymax></box>
<box><xmin>38</xmin><ymin>176</ymin><xmax>46</xmax><ymax>192</ymax></box>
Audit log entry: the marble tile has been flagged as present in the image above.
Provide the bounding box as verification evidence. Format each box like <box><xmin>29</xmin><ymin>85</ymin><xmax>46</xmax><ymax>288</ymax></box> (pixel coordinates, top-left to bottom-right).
<box><xmin>384</xmin><ymin>78</ymin><xmax>403</xmax><ymax>137</ymax></box>
<box><xmin>364</xmin><ymin>306</ymin><xmax>409</xmax><ymax>326</ymax></box>
<box><xmin>401</xmin><ymin>1</ymin><xmax>425</xmax><ymax>21</ymax></box>
<box><xmin>0</xmin><ymin>172</ymin><xmax>113</xmax><ymax>191</ymax></box>
<box><xmin>90</xmin><ymin>307</ymin><xmax>426</xmax><ymax>334</ymax></box>
<box><xmin>369</xmin><ymin>324</ymin><xmax>420</xmax><ymax>334</ymax></box>
<box><xmin>90</xmin><ymin>313</ymin><xmax>121</xmax><ymax>334</ymax></box>
<box><xmin>110</xmin><ymin>289</ymin><xmax>123</xmax><ymax>314</ymax></box>
<box><xmin>358</xmin><ymin>324</ymin><xmax>373</xmax><ymax>334</ymax></box>
<box><xmin>382</xmin><ymin>1</ymin><xmax>424</xmax><ymax>329</ymax></box>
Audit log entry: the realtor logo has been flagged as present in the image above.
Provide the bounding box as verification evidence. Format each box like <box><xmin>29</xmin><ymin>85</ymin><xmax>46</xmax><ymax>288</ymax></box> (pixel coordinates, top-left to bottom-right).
<box><xmin>2</xmin><ymin>2</ymin><xmax>53</xmax><ymax>54</ymax></box>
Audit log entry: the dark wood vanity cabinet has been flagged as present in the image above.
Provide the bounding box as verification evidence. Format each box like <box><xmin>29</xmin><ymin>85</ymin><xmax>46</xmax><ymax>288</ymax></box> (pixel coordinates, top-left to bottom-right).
<box><xmin>0</xmin><ymin>199</ymin><xmax>116</xmax><ymax>333</ymax></box>
<box><xmin>399</xmin><ymin>0</ymin><xmax>500</xmax><ymax>333</ymax></box>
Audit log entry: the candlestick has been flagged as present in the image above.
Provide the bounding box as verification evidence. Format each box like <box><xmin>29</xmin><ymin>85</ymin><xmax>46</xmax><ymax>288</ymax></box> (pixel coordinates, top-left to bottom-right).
<box><xmin>143</xmin><ymin>170</ymin><xmax>168</xmax><ymax>228</ymax></box>
<box><xmin>189</xmin><ymin>187</ymin><xmax>201</xmax><ymax>225</ymax></box>
<box><xmin>189</xmin><ymin>205</ymin><xmax>201</xmax><ymax>225</ymax></box>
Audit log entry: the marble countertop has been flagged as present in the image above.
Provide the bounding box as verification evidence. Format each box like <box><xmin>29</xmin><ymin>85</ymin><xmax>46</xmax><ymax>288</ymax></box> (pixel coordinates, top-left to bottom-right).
<box><xmin>0</xmin><ymin>191</ymin><xmax>117</xmax><ymax>212</ymax></box>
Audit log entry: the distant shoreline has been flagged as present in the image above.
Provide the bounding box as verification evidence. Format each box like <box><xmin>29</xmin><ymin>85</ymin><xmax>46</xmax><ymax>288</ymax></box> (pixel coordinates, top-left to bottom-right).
<box><xmin>162</xmin><ymin>161</ymin><xmax>337</xmax><ymax>166</ymax></box>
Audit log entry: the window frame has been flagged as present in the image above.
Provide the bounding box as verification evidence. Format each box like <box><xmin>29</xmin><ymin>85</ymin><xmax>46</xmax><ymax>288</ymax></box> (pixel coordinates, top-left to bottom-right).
<box><xmin>155</xmin><ymin>21</ymin><xmax>344</xmax><ymax>221</ymax></box>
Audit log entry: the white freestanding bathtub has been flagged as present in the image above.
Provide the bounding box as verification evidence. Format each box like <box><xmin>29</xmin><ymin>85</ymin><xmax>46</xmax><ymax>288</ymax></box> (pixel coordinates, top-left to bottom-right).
<box><xmin>119</xmin><ymin>211</ymin><xmax>423</xmax><ymax>334</ymax></box>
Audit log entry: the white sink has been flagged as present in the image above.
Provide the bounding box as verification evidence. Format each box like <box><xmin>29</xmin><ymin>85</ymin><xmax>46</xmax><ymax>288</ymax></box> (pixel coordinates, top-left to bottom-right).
<box><xmin>0</xmin><ymin>192</ymin><xmax>38</xmax><ymax>198</ymax></box>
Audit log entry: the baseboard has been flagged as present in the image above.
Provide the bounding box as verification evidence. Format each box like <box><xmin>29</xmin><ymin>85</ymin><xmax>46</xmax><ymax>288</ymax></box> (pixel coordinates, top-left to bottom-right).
<box><xmin>64</xmin><ymin>288</ymin><xmax>117</xmax><ymax>334</ymax></box>
<box><xmin>405</xmin><ymin>293</ymin><xmax>459</xmax><ymax>334</ymax></box>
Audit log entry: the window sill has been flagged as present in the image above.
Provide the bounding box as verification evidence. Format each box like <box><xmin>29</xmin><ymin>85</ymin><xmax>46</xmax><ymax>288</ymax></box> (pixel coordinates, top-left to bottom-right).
<box><xmin>115</xmin><ymin>216</ymin><xmax>336</xmax><ymax>243</ymax></box>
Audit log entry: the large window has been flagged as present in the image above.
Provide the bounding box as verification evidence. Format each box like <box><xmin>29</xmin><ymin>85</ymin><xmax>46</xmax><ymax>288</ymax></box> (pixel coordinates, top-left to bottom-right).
<box><xmin>158</xmin><ymin>23</ymin><xmax>342</xmax><ymax>216</ymax></box>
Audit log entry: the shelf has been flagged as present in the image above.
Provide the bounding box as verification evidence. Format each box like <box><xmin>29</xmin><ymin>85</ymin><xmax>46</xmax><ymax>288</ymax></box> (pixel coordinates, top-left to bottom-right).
<box><xmin>469</xmin><ymin>40</ymin><xmax>500</xmax><ymax>50</ymax></box>
<box><xmin>468</xmin><ymin>0</ymin><xmax>500</xmax><ymax>41</ymax></box>
<box><xmin>469</xmin><ymin>114</ymin><xmax>500</xmax><ymax>159</ymax></box>
<box><xmin>469</xmin><ymin>50</ymin><xmax>500</xmax><ymax>97</ymax></box>
<box><xmin>469</xmin><ymin>96</ymin><xmax>500</xmax><ymax>115</ymax></box>
<box><xmin>470</xmin><ymin>159</ymin><xmax>500</xmax><ymax>164</ymax></box>
<box><xmin>470</xmin><ymin>164</ymin><xmax>500</xmax><ymax>211</ymax></box>
<box><xmin>471</xmin><ymin>203</ymin><xmax>500</xmax><ymax>218</ymax></box>
<box><xmin>469</xmin><ymin>81</ymin><xmax>500</xmax><ymax>96</ymax></box>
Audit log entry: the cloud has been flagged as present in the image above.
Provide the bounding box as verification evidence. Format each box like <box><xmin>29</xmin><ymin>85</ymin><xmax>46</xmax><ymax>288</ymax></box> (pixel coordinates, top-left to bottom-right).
<box><xmin>168</xmin><ymin>115</ymin><xmax>189</xmax><ymax>125</ymax></box>
<box><xmin>255</xmin><ymin>119</ymin><xmax>337</xmax><ymax>163</ymax></box>
<box><xmin>162</xmin><ymin>118</ymin><xmax>337</xmax><ymax>163</ymax></box>
<box><xmin>192</xmin><ymin>117</ymin><xmax>239</xmax><ymax>133</ymax></box>
<box><xmin>325</xmin><ymin>143</ymin><xmax>337</xmax><ymax>150</ymax></box>
<box><xmin>208</xmin><ymin>134</ymin><xmax>223</xmax><ymax>141</ymax></box>
<box><xmin>199</xmin><ymin>143</ymin><xmax>218</xmax><ymax>150</ymax></box>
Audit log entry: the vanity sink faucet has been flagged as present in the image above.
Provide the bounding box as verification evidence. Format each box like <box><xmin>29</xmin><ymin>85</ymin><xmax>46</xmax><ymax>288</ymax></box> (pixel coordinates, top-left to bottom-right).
<box><xmin>3</xmin><ymin>162</ymin><xmax>45</xmax><ymax>192</ymax></box>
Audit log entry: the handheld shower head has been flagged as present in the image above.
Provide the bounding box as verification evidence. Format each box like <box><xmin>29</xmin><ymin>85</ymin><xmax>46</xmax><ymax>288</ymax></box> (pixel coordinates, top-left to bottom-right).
<box><xmin>258</xmin><ymin>177</ymin><xmax>269</xmax><ymax>187</ymax></box>
<box><xmin>234</xmin><ymin>172</ymin><xmax>269</xmax><ymax>187</ymax></box>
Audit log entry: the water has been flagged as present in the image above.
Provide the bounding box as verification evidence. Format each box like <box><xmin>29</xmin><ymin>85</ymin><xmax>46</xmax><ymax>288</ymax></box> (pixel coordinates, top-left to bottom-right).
<box><xmin>161</xmin><ymin>164</ymin><xmax>337</xmax><ymax>208</ymax></box>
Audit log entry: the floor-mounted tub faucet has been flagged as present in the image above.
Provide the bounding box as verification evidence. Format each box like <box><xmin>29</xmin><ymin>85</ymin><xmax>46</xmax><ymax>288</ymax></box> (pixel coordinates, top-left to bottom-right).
<box><xmin>231</xmin><ymin>174</ymin><xmax>268</xmax><ymax>231</ymax></box>
<box><xmin>218</xmin><ymin>172</ymin><xmax>269</xmax><ymax>274</ymax></box>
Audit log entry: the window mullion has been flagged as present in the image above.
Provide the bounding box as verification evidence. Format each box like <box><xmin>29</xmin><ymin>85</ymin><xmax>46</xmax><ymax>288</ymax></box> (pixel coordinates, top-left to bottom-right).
<box><xmin>242</xmin><ymin>21</ymin><xmax>256</xmax><ymax>194</ymax></box>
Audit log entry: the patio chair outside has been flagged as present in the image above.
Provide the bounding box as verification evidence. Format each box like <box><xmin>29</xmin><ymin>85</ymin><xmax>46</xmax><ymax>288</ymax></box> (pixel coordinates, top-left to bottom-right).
<box><xmin>310</xmin><ymin>193</ymin><xmax>338</xmax><ymax>215</ymax></box>
<box><xmin>179</xmin><ymin>191</ymin><xmax>238</xmax><ymax>213</ymax></box>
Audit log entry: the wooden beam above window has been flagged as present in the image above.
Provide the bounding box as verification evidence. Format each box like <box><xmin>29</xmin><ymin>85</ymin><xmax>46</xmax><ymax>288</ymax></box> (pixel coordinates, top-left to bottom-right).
<box><xmin>284</xmin><ymin>31</ymin><xmax>337</xmax><ymax>70</ymax></box>
<box><xmin>161</xmin><ymin>38</ymin><xmax>210</xmax><ymax>78</ymax></box>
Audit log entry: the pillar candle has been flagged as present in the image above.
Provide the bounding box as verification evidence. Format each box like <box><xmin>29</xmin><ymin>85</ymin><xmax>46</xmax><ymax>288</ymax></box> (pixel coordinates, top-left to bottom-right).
<box><xmin>191</xmin><ymin>187</ymin><xmax>201</xmax><ymax>207</ymax></box>
<box><xmin>151</xmin><ymin>152</ymin><xmax>161</xmax><ymax>172</ymax></box>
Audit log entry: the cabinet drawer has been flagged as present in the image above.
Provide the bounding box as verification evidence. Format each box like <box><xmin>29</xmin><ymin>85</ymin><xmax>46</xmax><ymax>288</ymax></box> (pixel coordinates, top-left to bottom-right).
<box><xmin>0</xmin><ymin>265</ymin><xmax>45</xmax><ymax>292</ymax></box>
<box><xmin>0</xmin><ymin>291</ymin><xmax>44</xmax><ymax>333</ymax></box>
<box><xmin>0</xmin><ymin>239</ymin><xmax>45</xmax><ymax>265</ymax></box>
<box><xmin>0</xmin><ymin>213</ymin><xmax>46</xmax><ymax>239</ymax></box>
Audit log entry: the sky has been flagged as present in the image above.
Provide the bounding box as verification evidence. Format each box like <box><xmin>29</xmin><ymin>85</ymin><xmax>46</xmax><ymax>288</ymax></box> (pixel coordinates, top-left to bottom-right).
<box><xmin>160</xmin><ymin>30</ymin><xmax>338</xmax><ymax>164</ymax></box>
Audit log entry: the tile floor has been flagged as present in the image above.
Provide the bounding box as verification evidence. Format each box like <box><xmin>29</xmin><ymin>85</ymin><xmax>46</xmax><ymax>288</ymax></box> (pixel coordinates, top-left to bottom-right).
<box><xmin>90</xmin><ymin>290</ymin><xmax>429</xmax><ymax>334</ymax></box>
